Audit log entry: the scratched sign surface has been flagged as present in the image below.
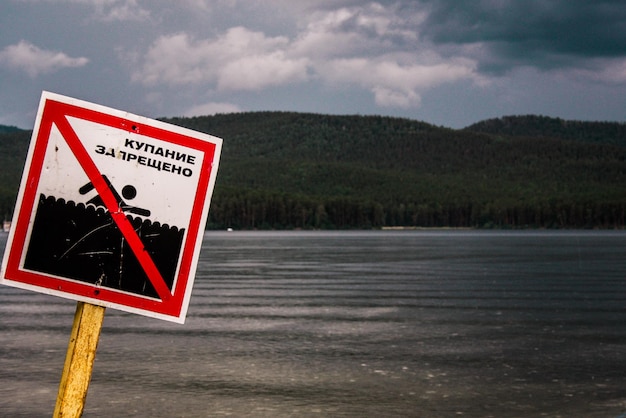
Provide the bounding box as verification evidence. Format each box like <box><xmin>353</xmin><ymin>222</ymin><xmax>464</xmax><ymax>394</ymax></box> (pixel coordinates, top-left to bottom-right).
<box><xmin>0</xmin><ymin>92</ymin><xmax>222</xmax><ymax>323</ymax></box>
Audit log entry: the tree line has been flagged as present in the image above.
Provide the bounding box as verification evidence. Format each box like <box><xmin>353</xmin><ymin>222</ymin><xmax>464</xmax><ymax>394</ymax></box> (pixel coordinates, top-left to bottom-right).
<box><xmin>206</xmin><ymin>188</ymin><xmax>626</xmax><ymax>229</ymax></box>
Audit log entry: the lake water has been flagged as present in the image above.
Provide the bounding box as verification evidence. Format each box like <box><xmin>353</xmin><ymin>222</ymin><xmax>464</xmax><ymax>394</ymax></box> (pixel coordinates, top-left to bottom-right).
<box><xmin>1</xmin><ymin>230</ymin><xmax>626</xmax><ymax>417</ymax></box>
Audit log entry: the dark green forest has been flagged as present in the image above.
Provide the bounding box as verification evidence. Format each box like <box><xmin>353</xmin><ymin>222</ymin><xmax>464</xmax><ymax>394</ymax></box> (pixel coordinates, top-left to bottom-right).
<box><xmin>467</xmin><ymin>115</ymin><xmax>626</xmax><ymax>147</ymax></box>
<box><xmin>1</xmin><ymin>113</ymin><xmax>626</xmax><ymax>229</ymax></box>
<box><xmin>0</xmin><ymin>129</ymin><xmax>30</xmax><ymax>221</ymax></box>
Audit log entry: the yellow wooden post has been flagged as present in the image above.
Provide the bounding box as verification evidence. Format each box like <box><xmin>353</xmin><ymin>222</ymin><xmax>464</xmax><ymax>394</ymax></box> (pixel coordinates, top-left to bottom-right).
<box><xmin>53</xmin><ymin>302</ymin><xmax>106</xmax><ymax>418</ymax></box>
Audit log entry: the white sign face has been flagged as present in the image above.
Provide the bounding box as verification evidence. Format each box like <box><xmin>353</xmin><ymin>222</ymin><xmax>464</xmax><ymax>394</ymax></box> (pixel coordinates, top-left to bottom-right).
<box><xmin>0</xmin><ymin>91</ymin><xmax>222</xmax><ymax>323</ymax></box>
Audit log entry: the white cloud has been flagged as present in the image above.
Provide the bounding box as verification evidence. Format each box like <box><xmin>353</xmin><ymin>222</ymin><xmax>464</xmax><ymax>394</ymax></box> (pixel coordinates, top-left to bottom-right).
<box><xmin>130</xmin><ymin>3</ymin><xmax>480</xmax><ymax>110</ymax></box>
<box><xmin>132</xmin><ymin>33</ymin><xmax>211</xmax><ymax>85</ymax></box>
<box><xmin>133</xmin><ymin>27</ymin><xmax>310</xmax><ymax>91</ymax></box>
<box><xmin>0</xmin><ymin>40</ymin><xmax>89</xmax><ymax>77</ymax></box>
<box><xmin>288</xmin><ymin>3</ymin><xmax>478</xmax><ymax>108</ymax></box>
<box><xmin>291</xmin><ymin>25</ymin><xmax>364</xmax><ymax>60</ymax></box>
<box><xmin>318</xmin><ymin>57</ymin><xmax>478</xmax><ymax>107</ymax></box>
<box><xmin>291</xmin><ymin>3</ymin><xmax>420</xmax><ymax>59</ymax></box>
<box><xmin>183</xmin><ymin>102</ymin><xmax>242</xmax><ymax>116</ymax></box>
<box><xmin>217</xmin><ymin>52</ymin><xmax>309</xmax><ymax>91</ymax></box>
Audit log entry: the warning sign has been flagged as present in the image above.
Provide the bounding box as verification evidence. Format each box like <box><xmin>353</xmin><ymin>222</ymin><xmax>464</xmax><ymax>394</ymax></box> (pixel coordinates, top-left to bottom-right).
<box><xmin>0</xmin><ymin>92</ymin><xmax>222</xmax><ymax>323</ymax></box>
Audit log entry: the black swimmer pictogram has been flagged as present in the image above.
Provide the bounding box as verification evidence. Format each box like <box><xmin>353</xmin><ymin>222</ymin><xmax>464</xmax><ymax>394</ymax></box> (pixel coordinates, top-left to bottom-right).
<box><xmin>79</xmin><ymin>175</ymin><xmax>150</xmax><ymax>217</ymax></box>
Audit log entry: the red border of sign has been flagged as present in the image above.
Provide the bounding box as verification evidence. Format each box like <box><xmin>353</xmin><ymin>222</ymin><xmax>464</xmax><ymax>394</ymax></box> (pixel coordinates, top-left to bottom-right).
<box><xmin>2</xmin><ymin>93</ymin><xmax>221</xmax><ymax>322</ymax></box>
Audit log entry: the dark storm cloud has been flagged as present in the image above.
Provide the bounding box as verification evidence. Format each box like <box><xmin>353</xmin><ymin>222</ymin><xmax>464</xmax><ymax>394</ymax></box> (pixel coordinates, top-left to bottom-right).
<box><xmin>419</xmin><ymin>0</ymin><xmax>626</xmax><ymax>72</ymax></box>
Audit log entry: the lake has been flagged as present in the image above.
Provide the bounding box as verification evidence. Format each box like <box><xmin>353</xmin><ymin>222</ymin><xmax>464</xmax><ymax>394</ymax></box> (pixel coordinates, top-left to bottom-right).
<box><xmin>1</xmin><ymin>230</ymin><xmax>626</xmax><ymax>417</ymax></box>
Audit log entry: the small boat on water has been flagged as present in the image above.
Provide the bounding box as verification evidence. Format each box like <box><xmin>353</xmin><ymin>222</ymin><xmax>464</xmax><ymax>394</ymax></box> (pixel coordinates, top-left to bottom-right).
<box><xmin>2</xmin><ymin>220</ymin><xmax>10</xmax><ymax>232</ymax></box>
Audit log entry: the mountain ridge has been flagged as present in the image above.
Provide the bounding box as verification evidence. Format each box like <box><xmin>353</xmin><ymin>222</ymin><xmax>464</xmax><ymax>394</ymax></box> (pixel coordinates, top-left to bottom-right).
<box><xmin>0</xmin><ymin>124</ymin><xmax>22</xmax><ymax>134</ymax></box>
<box><xmin>1</xmin><ymin>112</ymin><xmax>625</xmax><ymax>228</ymax></box>
<box><xmin>465</xmin><ymin>115</ymin><xmax>626</xmax><ymax>147</ymax></box>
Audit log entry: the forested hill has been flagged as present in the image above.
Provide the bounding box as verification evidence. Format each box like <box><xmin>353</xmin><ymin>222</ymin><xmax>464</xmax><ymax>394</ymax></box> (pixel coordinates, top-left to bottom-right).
<box><xmin>164</xmin><ymin>112</ymin><xmax>443</xmax><ymax>167</ymax></box>
<box><xmin>466</xmin><ymin>115</ymin><xmax>626</xmax><ymax>147</ymax></box>
<box><xmin>0</xmin><ymin>125</ymin><xmax>21</xmax><ymax>134</ymax></box>
<box><xmin>0</xmin><ymin>128</ymin><xmax>30</xmax><ymax>221</ymax></box>
<box><xmin>1</xmin><ymin>113</ymin><xmax>626</xmax><ymax>229</ymax></box>
<box><xmin>163</xmin><ymin>112</ymin><xmax>626</xmax><ymax>229</ymax></box>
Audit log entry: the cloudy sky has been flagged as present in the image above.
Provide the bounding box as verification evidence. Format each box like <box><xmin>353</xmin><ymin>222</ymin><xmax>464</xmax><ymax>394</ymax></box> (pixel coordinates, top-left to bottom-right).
<box><xmin>1</xmin><ymin>0</ymin><xmax>626</xmax><ymax>129</ymax></box>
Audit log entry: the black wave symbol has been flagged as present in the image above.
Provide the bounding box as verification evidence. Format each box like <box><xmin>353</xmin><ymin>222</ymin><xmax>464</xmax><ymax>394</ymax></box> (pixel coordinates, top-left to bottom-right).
<box><xmin>24</xmin><ymin>194</ymin><xmax>185</xmax><ymax>299</ymax></box>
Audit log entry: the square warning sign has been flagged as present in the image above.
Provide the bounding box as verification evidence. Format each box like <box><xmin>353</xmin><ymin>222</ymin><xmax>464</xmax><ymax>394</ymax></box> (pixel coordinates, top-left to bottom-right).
<box><xmin>0</xmin><ymin>91</ymin><xmax>222</xmax><ymax>323</ymax></box>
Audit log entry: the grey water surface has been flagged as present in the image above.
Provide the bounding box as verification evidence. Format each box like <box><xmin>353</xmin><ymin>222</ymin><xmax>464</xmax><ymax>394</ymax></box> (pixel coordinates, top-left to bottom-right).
<box><xmin>1</xmin><ymin>230</ymin><xmax>626</xmax><ymax>417</ymax></box>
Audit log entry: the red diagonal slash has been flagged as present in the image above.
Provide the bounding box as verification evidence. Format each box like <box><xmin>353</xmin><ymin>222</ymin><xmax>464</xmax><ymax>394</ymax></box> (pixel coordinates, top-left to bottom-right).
<box><xmin>54</xmin><ymin>112</ymin><xmax>172</xmax><ymax>302</ymax></box>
